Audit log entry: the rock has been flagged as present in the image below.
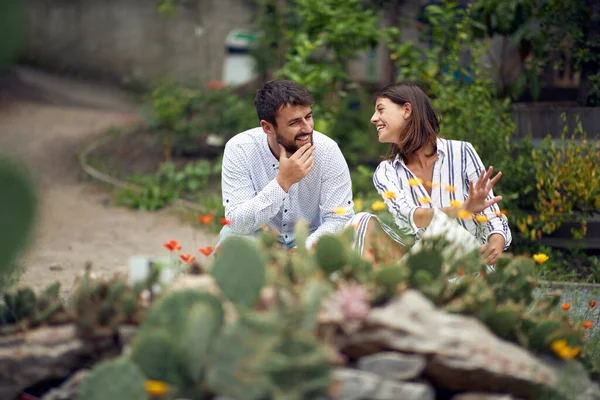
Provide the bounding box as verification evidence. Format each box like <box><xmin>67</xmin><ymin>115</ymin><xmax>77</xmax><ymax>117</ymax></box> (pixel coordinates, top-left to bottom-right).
<box><xmin>538</xmin><ymin>355</ymin><xmax>600</xmax><ymax>400</ymax></box>
<box><xmin>41</xmin><ymin>369</ymin><xmax>89</xmax><ymax>400</ymax></box>
<box><xmin>0</xmin><ymin>324</ymin><xmax>131</xmax><ymax>399</ymax></box>
<box><xmin>357</xmin><ymin>351</ymin><xmax>426</xmax><ymax>380</ymax></box>
<box><xmin>337</xmin><ymin>290</ymin><xmax>558</xmax><ymax>399</ymax></box>
<box><xmin>451</xmin><ymin>394</ymin><xmax>522</xmax><ymax>400</ymax></box>
<box><xmin>330</xmin><ymin>368</ymin><xmax>435</xmax><ymax>400</ymax></box>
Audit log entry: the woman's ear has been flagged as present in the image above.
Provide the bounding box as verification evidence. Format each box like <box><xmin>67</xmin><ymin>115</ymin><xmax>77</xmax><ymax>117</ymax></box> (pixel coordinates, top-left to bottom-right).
<box><xmin>403</xmin><ymin>103</ymin><xmax>412</xmax><ymax>120</ymax></box>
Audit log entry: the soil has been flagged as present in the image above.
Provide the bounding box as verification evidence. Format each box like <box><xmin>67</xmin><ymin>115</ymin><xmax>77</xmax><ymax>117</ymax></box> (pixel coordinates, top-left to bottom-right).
<box><xmin>0</xmin><ymin>71</ymin><xmax>218</xmax><ymax>293</ymax></box>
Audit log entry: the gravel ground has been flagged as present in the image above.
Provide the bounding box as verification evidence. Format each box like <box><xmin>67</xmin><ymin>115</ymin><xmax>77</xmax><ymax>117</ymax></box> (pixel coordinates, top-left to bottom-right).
<box><xmin>0</xmin><ymin>72</ymin><xmax>217</xmax><ymax>292</ymax></box>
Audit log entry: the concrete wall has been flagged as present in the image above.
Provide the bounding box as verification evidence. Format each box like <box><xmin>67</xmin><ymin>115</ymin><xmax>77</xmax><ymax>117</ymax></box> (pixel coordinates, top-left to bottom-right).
<box><xmin>21</xmin><ymin>0</ymin><xmax>254</xmax><ymax>84</ymax></box>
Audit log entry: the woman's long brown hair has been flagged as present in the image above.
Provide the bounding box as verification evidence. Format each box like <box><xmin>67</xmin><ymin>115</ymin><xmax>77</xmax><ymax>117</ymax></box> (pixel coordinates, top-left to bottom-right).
<box><xmin>376</xmin><ymin>82</ymin><xmax>441</xmax><ymax>163</ymax></box>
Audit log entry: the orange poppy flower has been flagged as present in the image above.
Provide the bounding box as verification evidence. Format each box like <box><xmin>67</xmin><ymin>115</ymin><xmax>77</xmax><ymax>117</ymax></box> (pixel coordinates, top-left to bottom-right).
<box><xmin>560</xmin><ymin>303</ymin><xmax>571</xmax><ymax>311</ymax></box>
<box><xmin>198</xmin><ymin>214</ymin><xmax>214</xmax><ymax>224</ymax></box>
<box><xmin>220</xmin><ymin>217</ymin><xmax>231</xmax><ymax>225</ymax></box>
<box><xmin>589</xmin><ymin>301</ymin><xmax>596</xmax><ymax>308</ymax></box>
<box><xmin>163</xmin><ymin>240</ymin><xmax>181</xmax><ymax>252</ymax></box>
<box><xmin>583</xmin><ymin>320</ymin><xmax>593</xmax><ymax>329</ymax></box>
<box><xmin>180</xmin><ymin>254</ymin><xmax>196</xmax><ymax>263</ymax></box>
<box><xmin>199</xmin><ymin>246</ymin><xmax>214</xmax><ymax>256</ymax></box>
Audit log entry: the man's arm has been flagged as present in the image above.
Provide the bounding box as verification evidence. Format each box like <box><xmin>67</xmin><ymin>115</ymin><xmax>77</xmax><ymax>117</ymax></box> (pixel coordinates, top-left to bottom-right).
<box><xmin>305</xmin><ymin>144</ymin><xmax>354</xmax><ymax>249</ymax></box>
<box><xmin>221</xmin><ymin>142</ymin><xmax>288</xmax><ymax>234</ymax></box>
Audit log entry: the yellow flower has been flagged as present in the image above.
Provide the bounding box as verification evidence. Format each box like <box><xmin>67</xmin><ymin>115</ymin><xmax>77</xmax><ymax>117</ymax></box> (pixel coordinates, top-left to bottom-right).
<box><xmin>444</xmin><ymin>184</ymin><xmax>456</xmax><ymax>193</ymax></box>
<box><xmin>475</xmin><ymin>214</ymin><xmax>489</xmax><ymax>223</ymax></box>
<box><xmin>556</xmin><ymin>345</ymin><xmax>580</xmax><ymax>360</ymax></box>
<box><xmin>533</xmin><ymin>253</ymin><xmax>549</xmax><ymax>264</ymax></box>
<box><xmin>450</xmin><ymin>199</ymin><xmax>462</xmax><ymax>208</ymax></box>
<box><xmin>383</xmin><ymin>190</ymin><xmax>396</xmax><ymax>200</ymax></box>
<box><xmin>551</xmin><ymin>339</ymin><xmax>568</xmax><ymax>354</ymax></box>
<box><xmin>418</xmin><ymin>197</ymin><xmax>431</xmax><ymax>204</ymax></box>
<box><xmin>371</xmin><ymin>201</ymin><xmax>386</xmax><ymax>211</ymax></box>
<box><xmin>431</xmin><ymin>182</ymin><xmax>441</xmax><ymax>188</ymax></box>
<box><xmin>526</xmin><ymin>215</ymin><xmax>533</xmax><ymax>224</ymax></box>
<box><xmin>354</xmin><ymin>199</ymin><xmax>364</xmax><ymax>212</ymax></box>
<box><xmin>333</xmin><ymin>207</ymin><xmax>348</xmax><ymax>215</ymax></box>
<box><xmin>408</xmin><ymin>178</ymin><xmax>422</xmax><ymax>187</ymax></box>
<box><xmin>457</xmin><ymin>210</ymin><xmax>472</xmax><ymax>220</ymax></box>
<box><xmin>145</xmin><ymin>380</ymin><xmax>169</xmax><ymax>397</ymax></box>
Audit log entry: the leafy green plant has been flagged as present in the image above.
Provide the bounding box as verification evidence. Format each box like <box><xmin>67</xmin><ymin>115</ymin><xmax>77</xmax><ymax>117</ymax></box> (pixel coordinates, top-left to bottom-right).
<box><xmin>526</xmin><ymin>114</ymin><xmax>600</xmax><ymax>240</ymax></box>
<box><xmin>116</xmin><ymin>160</ymin><xmax>217</xmax><ymax>211</ymax></box>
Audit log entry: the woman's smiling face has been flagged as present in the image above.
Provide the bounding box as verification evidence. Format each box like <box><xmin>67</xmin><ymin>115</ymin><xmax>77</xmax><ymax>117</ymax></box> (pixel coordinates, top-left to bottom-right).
<box><xmin>370</xmin><ymin>97</ymin><xmax>411</xmax><ymax>144</ymax></box>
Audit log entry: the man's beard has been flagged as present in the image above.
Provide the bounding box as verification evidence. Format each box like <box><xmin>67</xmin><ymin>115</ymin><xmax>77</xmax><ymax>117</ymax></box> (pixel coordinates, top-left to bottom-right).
<box><xmin>276</xmin><ymin>130</ymin><xmax>313</xmax><ymax>154</ymax></box>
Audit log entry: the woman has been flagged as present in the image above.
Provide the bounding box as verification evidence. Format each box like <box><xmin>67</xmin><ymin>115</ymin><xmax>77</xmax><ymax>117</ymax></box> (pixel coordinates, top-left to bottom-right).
<box><xmin>371</xmin><ymin>82</ymin><xmax>512</xmax><ymax>266</ymax></box>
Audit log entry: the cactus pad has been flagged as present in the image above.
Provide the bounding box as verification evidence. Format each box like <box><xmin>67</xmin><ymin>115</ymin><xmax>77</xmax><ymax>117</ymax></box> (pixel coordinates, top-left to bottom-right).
<box><xmin>76</xmin><ymin>358</ymin><xmax>147</xmax><ymax>400</ymax></box>
<box><xmin>212</xmin><ymin>237</ymin><xmax>266</xmax><ymax>308</ymax></box>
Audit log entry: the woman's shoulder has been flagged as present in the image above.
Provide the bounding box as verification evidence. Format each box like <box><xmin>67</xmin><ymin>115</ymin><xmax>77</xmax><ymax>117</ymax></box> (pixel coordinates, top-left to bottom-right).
<box><xmin>374</xmin><ymin>158</ymin><xmax>396</xmax><ymax>173</ymax></box>
<box><xmin>438</xmin><ymin>138</ymin><xmax>476</xmax><ymax>155</ymax></box>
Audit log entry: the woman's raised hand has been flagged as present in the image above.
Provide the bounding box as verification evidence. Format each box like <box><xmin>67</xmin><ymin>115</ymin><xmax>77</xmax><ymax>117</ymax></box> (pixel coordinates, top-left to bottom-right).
<box><xmin>463</xmin><ymin>166</ymin><xmax>503</xmax><ymax>214</ymax></box>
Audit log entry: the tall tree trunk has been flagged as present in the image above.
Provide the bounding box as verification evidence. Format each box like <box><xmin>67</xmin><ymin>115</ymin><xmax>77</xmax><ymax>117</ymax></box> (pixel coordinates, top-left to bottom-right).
<box><xmin>578</xmin><ymin>0</ymin><xmax>600</xmax><ymax>106</ymax></box>
<box><xmin>381</xmin><ymin>0</ymin><xmax>402</xmax><ymax>86</ymax></box>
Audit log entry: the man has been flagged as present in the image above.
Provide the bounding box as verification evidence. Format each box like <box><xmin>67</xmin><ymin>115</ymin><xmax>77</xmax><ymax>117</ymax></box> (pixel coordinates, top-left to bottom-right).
<box><xmin>217</xmin><ymin>79</ymin><xmax>355</xmax><ymax>250</ymax></box>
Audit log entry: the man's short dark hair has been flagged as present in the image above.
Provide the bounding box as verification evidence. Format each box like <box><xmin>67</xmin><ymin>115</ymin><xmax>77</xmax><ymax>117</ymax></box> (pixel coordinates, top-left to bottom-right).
<box><xmin>254</xmin><ymin>80</ymin><xmax>313</xmax><ymax>126</ymax></box>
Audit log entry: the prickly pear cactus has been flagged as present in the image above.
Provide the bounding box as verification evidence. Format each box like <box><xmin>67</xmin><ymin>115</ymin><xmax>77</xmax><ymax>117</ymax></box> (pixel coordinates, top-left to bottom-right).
<box><xmin>212</xmin><ymin>237</ymin><xmax>266</xmax><ymax>308</ymax></box>
<box><xmin>131</xmin><ymin>289</ymin><xmax>224</xmax><ymax>387</ymax></box>
<box><xmin>314</xmin><ymin>234</ymin><xmax>347</xmax><ymax>275</ymax></box>
<box><xmin>205</xmin><ymin>316</ymin><xmax>277</xmax><ymax>400</ymax></box>
<box><xmin>0</xmin><ymin>158</ymin><xmax>38</xmax><ymax>291</ymax></box>
<box><xmin>130</xmin><ymin>329</ymin><xmax>181</xmax><ymax>385</ymax></box>
<box><xmin>262</xmin><ymin>332</ymin><xmax>331</xmax><ymax>399</ymax></box>
<box><xmin>76</xmin><ymin>358</ymin><xmax>147</xmax><ymax>400</ymax></box>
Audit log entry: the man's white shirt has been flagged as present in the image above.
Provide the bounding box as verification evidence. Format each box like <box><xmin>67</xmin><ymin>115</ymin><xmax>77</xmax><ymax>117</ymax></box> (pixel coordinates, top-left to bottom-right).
<box><xmin>221</xmin><ymin>127</ymin><xmax>355</xmax><ymax>249</ymax></box>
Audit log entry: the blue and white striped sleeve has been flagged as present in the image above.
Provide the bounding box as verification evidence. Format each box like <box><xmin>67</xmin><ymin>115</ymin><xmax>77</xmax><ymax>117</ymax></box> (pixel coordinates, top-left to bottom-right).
<box><xmin>464</xmin><ymin>142</ymin><xmax>512</xmax><ymax>249</ymax></box>
<box><xmin>221</xmin><ymin>142</ymin><xmax>287</xmax><ymax>234</ymax></box>
<box><xmin>373</xmin><ymin>162</ymin><xmax>420</xmax><ymax>236</ymax></box>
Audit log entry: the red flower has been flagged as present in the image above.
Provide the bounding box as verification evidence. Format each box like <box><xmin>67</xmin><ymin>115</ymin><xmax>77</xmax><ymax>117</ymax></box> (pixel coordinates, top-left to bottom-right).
<box><xmin>199</xmin><ymin>246</ymin><xmax>214</xmax><ymax>256</ymax></box>
<box><xmin>560</xmin><ymin>303</ymin><xmax>571</xmax><ymax>311</ymax></box>
<box><xmin>163</xmin><ymin>240</ymin><xmax>181</xmax><ymax>252</ymax></box>
<box><xmin>198</xmin><ymin>214</ymin><xmax>214</xmax><ymax>224</ymax></box>
<box><xmin>589</xmin><ymin>301</ymin><xmax>596</xmax><ymax>308</ymax></box>
<box><xmin>583</xmin><ymin>320</ymin><xmax>593</xmax><ymax>329</ymax></box>
<box><xmin>220</xmin><ymin>217</ymin><xmax>231</xmax><ymax>226</ymax></box>
<box><xmin>180</xmin><ymin>254</ymin><xmax>196</xmax><ymax>263</ymax></box>
<box><xmin>208</xmin><ymin>80</ymin><xmax>227</xmax><ymax>89</ymax></box>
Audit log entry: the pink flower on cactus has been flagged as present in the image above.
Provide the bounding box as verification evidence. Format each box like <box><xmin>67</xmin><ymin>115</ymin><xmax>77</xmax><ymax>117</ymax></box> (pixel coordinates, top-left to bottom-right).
<box><xmin>322</xmin><ymin>281</ymin><xmax>371</xmax><ymax>334</ymax></box>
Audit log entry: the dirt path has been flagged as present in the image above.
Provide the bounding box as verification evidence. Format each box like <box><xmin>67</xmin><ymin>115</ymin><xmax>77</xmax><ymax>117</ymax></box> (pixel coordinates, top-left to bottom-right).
<box><xmin>0</xmin><ymin>73</ymin><xmax>218</xmax><ymax>292</ymax></box>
